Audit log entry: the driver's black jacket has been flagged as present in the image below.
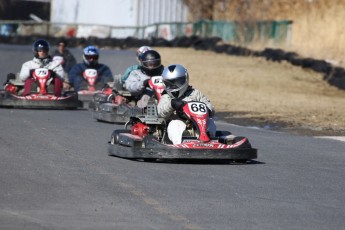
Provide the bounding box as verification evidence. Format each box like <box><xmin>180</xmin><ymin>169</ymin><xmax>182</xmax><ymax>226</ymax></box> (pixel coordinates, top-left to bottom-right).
<box><xmin>52</xmin><ymin>49</ymin><xmax>77</xmax><ymax>74</ymax></box>
<box><xmin>68</xmin><ymin>63</ymin><xmax>113</xmax><ymax>91</ymax></box>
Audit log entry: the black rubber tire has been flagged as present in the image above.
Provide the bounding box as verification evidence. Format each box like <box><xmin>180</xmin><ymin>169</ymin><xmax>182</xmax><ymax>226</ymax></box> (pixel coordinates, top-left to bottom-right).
<box><xmin>142</xmin><ymin>158</ymin><xmax>157</xmax><ymax>162</ymax></box>
<box><xmin>215</xmin><ymin>130</ymin><xmax>232</xmax><ymax>137</ymax></box>
<box><xmin>0</xmin><ymin>90</ymin><xmax>5</xmax><ymax>99</ymax></box>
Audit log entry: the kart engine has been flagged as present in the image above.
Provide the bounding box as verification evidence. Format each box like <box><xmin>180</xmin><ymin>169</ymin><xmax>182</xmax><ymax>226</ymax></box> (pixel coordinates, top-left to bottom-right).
<box><xmin>131</xmin><ymin>122</ymin><xmax>149</xmax><ymax>137</ymax></box>
<box><xmin>131</xmin><ymin>121</ymin><xmax>164</xmax><ymax>140</ymax></box>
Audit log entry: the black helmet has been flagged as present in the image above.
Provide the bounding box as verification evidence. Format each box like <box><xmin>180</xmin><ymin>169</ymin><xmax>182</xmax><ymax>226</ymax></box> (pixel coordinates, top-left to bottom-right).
<box><xmin>140</xmin><ymin>50</ymin><xmax>162</xmax><ymax>76</ymax></box>
<box><xmin>32</xmin><ymin>39</ymin><xmax>50</xmax><ymax>58</ymax></box>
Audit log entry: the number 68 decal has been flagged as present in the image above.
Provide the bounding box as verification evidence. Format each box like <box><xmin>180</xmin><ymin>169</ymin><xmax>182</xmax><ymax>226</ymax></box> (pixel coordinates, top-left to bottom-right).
<box><xmin>187</xmin><ymin>102</ymin><xmax>208</xmax><ymax>115</ymax></box>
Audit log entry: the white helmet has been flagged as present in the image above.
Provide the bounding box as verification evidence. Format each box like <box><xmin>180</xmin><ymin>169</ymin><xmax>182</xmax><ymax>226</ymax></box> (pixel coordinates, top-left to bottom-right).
<box><xmin>162</xmin><ymin>64</ymin><xmax>189</xmax><ymax>99</ymax></box>
<box><xmin>136</xmin><ymin>46</ymin><xmax>152</xmax><ymax>60</ymax></box>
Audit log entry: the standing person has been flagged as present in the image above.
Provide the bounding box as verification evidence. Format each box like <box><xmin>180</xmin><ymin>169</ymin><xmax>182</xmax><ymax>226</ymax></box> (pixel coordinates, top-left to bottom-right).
<box><xmin>52</xmin><ymin>39</ymin><xmax>77</xmax><ymax>73</ymax></box>
<box><xmin>124</xmin><ymin>49</ymin><xmax>164</xmax><ymax>107</ymax></box>
<box><xmin>157</xmin><ymin>64</ymin><xmax>217</xmax><ymax>145</ymax></box>
<box><xmin>19</xmin><ymin>39</ymin><xmax>64</xmax><ymax>97</ymax></box>
<box><xmin>52</xmin><ymin>39</ymin><xmax>77</xmax><ymax>89</ymax></box>
<box><xmin>68</xmin><ymin>45</ymin><xmax>113</xmax><ymax>91</ymax></box>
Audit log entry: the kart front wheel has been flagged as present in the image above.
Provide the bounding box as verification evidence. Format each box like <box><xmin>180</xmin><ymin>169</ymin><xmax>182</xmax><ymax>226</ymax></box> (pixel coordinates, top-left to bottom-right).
<box><xmin>110</xmin><ymin>129</ymin><xmax>130</xmax><ymax>144</ymax></box>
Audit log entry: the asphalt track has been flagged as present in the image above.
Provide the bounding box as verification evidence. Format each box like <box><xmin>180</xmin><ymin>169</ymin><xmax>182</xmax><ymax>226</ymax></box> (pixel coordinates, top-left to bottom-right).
<box><xmin>0</xmin><ymin>44</ymin><xmax>344</xmax><ymax>230</ymax></box>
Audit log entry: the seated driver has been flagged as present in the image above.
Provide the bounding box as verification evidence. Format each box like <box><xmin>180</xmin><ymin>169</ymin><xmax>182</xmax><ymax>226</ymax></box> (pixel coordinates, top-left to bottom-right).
<box><xmin>68</xmin><ymin>45</ymin><xmax>113</xmax><ymax>91</ymax></box>
<box><xmin>124</xmin><ymin>50</ymin><xmax>164</xmax><ymax>107</ymax></box>
<box><xmin>19</xmin><ymin>39</ymin><xmax>64</xmax><ymax>96</ymax></box>
<box><xmin>120</xmin><ymin>45</ymin><xmax>152</xmax><ymax>84</ymax></box>
<box><xmin>157</xmin><ymin>64</ymin><xmax>217</xmax><ymax>145</ymax></box>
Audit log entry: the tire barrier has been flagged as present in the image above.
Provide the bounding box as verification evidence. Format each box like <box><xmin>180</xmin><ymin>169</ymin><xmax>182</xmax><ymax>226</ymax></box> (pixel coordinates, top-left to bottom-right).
<box><xmin>1</xmin><ymin>35</ymin><xmax>344</xmax><ymax>90</ymax></box>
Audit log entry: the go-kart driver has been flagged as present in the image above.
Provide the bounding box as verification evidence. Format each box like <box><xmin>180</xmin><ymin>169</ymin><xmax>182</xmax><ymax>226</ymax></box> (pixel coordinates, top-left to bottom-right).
<box><xmin>157</xmin><ymin>64</ymin><xmax>217</xmax><ymax>145</ymax></box>
<box><xmin>120</xmin><ymin>45</ymin><xmax>152</xmax><ymax>84</ymax></box>
<box><xmin>68</xmin><ymin>46</ymin><xmax>113</xmax><ymax>91</ymax></box>
<box><xmin>124</xmin><ymin>50</ymin><xmax>164</xmax><ymax>107</ymax></box>
<box><xmin>19</xmin><ymin>39</ymin><xmax>65</xmax><ymax>97</ymax></box>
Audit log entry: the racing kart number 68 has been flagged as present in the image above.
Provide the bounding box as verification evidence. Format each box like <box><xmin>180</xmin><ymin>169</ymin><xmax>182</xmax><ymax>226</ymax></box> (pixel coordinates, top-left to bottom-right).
<box><xmin>108</xmin><ymin>99</ymin><xmax>258</xmax><ymax>162</ymax></box>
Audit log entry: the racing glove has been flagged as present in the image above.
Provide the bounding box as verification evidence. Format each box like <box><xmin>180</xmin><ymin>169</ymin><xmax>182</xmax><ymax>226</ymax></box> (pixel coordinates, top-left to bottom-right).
<box><xmin>171</xmin><ymin>99</ymin><xmax>186</xmax><ymax>111</ymax></box>
<box><xmin>4</xmin><ymin>73</ymin><xmax>16</xmax><ymax>85</ymax></box>
<box><xmin>142</xmin><ymin>78</ymin><xmax>150</xmax><ymax>88</ymax></box>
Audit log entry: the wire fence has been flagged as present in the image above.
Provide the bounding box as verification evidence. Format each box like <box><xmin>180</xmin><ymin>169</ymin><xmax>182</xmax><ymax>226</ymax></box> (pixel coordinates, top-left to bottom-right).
<box><xmin>0</xmin><ymin>19</ymin><xmax>292</xmax><ymax>45</ymax></box>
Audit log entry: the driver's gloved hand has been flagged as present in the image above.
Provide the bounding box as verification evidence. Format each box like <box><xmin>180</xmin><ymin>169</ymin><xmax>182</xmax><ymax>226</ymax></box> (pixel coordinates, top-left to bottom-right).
<box><xmin>4</xmin><ymin>73</ymin><xmax>16</xmax><ymax>85</ymax></box>
<box><xmin>112</xmin><ymin>88</ymin><xmax>119</xmax><ymax>96</ymax></box>
<box><xmin>142</xmin><ymin>78</ymin><xmax>150</xmax><ymax>88</ymax></box>
<box><xmin>49</xmin><ymin>70</ymin><xmax>56</xmax><ymax>78</ymax></box>
<box><xmin>7</xmin><ymin>73</ymin><xmax>16</xmax><ymax>80</ymax></box>
<box><xmin>171</xmin><ymin>99</ymin><xmax>186</xmax><ymax>110</ymax></box>
<box><xmin>29</xmin><ymin>69</ymin><xmax>35</xmax><ymax>76</ymax></box>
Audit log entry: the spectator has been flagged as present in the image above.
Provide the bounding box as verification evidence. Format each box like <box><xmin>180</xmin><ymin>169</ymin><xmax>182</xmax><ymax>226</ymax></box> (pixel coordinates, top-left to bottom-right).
<box><xmin>52</xmin><ymin>40</ymin><xmax>77</xmax><ymax>90</ymax></box>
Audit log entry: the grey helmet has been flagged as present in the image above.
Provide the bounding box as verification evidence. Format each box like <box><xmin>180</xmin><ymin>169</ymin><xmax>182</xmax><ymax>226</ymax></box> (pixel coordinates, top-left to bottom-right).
<box><xmin>162</xmin><ymin>64</ymin><xmax>189</xmax><ymax>99</ymax></box>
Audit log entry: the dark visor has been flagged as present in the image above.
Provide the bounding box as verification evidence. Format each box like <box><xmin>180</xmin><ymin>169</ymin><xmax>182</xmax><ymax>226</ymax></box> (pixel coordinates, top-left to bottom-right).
<box><xmin>142</xmin><ymin>59</ymin><xmax>161</xmax><ymax>69</ymax></box>
<box><xmin>85</xmin><ymin>55</ymin><xmax>99</xmax><ymax>60</ymax></box>
<box><xmin>164</xmin><ymin>76</ymin><xmax>186</xmax><ymax>90</ymax></box>
<box><xmin>36</xmin><ymin>47</ymin><xmax>48</xmax><ymax>52</ymax></box>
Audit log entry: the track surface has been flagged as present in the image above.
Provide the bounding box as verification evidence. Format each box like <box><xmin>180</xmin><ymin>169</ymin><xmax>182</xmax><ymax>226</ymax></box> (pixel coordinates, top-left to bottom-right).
<box><xmin>0</xmin><ymin>44</ymin><xmax>344</xmax><ymax>230</ymax></box>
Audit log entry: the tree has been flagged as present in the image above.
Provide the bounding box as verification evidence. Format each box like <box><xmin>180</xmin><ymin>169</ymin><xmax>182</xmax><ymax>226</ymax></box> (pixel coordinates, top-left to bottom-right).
<box><xmin>182</xmin><ymin>0</ymin><xmax>215</xmax><ymax>21</ymax></box>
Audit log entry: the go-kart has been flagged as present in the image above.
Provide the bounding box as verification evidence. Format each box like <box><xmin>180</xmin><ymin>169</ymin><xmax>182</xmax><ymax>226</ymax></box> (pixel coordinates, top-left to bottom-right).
<box><xmin>92</xmin><ymin>76</ymin><xmax>164</xmax><ymax>124</ymax></box>
<box><xmin>77</xmin><ymin>68</ymin><xmax>110</xmax><ymax>109</ymax></box>
<box><xmin>108</xmin><ymin>100</ymin><xmax>258</xmax><ymax>162</ymax></box>
<box><xmin>0</xmin><ymin>68</ymin><xmax>81</xmax><ymax>109</ymax></box>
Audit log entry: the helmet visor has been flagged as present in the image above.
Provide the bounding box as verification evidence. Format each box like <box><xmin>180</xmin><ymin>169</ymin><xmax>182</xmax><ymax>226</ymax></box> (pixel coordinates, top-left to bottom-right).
<box><xmin>142</xmin><ymin>58</ymin><xmax>161</xmax><ymax>70</ymax></box>
<box><xmin>164</xmin><ymin>76</ymin><xmax>187</xmax><ymax>91</ymax></box>
<box><xmin>85</xmin><ymin>55</ymin><xmax>99</xmax><ymax>60</ymax></box>
<box><xmin>36</xmin><ymin>47</ymin><xmax>48</xmax><ymax>52</ymax></box>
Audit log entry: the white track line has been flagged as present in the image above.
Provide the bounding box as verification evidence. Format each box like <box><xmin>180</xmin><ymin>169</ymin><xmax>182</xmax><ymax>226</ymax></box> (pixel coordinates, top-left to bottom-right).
<box><xmin>315</xmin><ymin>136</ymin><xmax>345</xmax><ymax>142</ymax></box>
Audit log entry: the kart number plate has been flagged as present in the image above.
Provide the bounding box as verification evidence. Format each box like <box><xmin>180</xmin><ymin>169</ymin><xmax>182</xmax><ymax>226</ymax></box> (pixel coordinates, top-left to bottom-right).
<box><xmin>187</xmin><ymin>102</ymin><xmax>208</xmax><ymax>115</ymax></box>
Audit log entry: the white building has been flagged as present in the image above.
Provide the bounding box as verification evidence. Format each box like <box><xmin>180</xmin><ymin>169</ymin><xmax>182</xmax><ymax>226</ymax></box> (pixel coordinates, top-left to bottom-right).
<box><xmin>50</xmin><ymin>0</ymin><xmax>189</xmax><ymax>39</ymax></box>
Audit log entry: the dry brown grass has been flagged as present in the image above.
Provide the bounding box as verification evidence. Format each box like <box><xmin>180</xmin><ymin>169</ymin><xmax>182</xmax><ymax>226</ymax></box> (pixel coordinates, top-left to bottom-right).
<box><xmin>157</xmin><ymin>47</ymin><xmax>345</xmax><ymax>135</ymax></box>
<box><xmin>281</xmin><ymin>0</ymin><xmax>345</xmax><ymax>66</ymax></box>
<box><xmin>185</xmin><ymin>0</ymin><xmax>345</xmax><ymax>66</ymax></box>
